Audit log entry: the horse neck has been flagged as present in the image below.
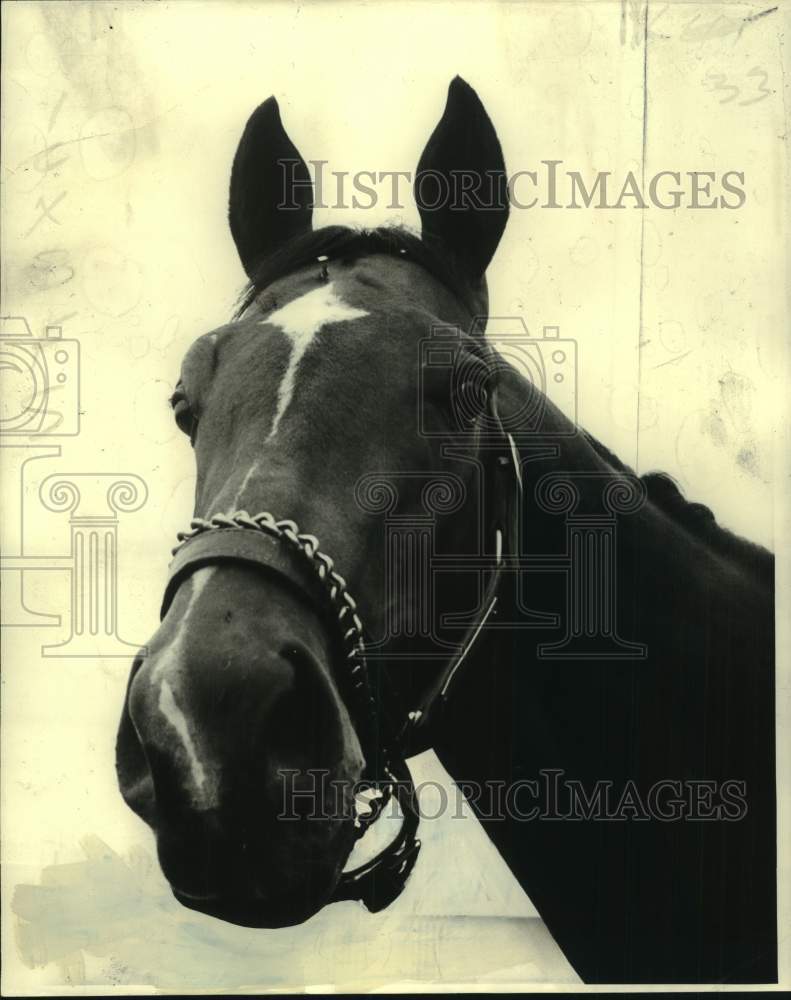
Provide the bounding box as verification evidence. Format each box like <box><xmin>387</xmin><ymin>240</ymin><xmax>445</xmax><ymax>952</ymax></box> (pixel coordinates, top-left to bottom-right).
<box><xmin>501</xmin><ymin>364</ymin><xmax>773</xmax><ymax>603</ymax></box>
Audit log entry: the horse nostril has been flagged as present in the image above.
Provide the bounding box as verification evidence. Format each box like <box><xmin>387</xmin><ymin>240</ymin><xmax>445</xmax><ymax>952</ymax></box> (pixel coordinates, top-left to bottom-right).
<box><xmin>272</xmin><ymin>641</ymin><xmax>353</xmax><ymax>767</ymax></box>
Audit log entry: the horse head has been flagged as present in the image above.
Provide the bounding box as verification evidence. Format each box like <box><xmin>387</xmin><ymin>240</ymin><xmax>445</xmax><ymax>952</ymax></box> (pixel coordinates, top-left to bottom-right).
<box><xmin>116</xmin><ymin>77</ymin><xmax>513</xmax><ymax>927</ymax></box>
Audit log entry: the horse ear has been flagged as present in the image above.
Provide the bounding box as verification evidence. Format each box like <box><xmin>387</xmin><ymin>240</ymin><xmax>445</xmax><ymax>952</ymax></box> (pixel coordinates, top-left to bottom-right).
<box><xmin>229</xmin><ymin>97</ymin><xmax>313</xmax><ymax>278</ymax></box>
<box><xmin>415</xmin><ymin>77</ymin><xmax>509</xmax><ymax>284</ymax></box>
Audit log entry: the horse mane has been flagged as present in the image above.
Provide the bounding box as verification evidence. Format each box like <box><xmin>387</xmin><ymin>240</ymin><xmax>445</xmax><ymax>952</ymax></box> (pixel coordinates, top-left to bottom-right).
<box><xmin>582</xmin><ymin>431</ymin><xmax>774</xmax><ymax>580</ymax></box>
<box><xmin>235</xmin><ymin>225</ymin><xmax>473</xmax><ymax>318</ymax></box>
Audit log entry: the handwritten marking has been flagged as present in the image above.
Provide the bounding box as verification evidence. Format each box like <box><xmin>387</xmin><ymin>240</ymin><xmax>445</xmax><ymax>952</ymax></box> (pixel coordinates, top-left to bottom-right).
<box><xmin>653</xmin><ymin>349</ymin><xmax>694</xmax><ymax>369</ymax></box>
<box><xmin>743</xmin><ymin>5</ymin><xmax>777</xmax><ymax>25</ymax></box>
<box><xmin>24</xmin><ymin>192</ymin><xmax>66</xmax><ymax>237</ymax></box>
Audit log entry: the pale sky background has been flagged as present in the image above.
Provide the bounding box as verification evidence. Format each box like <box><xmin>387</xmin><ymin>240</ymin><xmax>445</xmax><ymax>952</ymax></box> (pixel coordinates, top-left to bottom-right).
<box><xmin>1</xmin><ymin>0</ymin><xmax>788</xmax><ymax>993</ymax></box>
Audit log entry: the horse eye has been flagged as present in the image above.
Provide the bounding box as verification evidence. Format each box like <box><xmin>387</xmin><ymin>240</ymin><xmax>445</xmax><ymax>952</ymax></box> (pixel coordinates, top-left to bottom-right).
<box><xmin>170</xmin><ymin>385</ymin><xmax>197</xmax><ymax>441</ymax></box>
<box><xmin>459</xmin><ymin>380</ymin><xmax>488</xmax><ymax>407</ymax></box>
<box><xmin>455</xmin><ymin>377</ymin><xmax>489</xmax><ymax>425</ymax></box>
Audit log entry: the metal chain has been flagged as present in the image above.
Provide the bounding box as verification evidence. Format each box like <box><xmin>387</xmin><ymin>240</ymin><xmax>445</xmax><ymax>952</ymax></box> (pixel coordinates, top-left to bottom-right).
<box><xmin>172</xmin><ymin>511</ymin><xmax>370</xmax><ymax>701</ymax></box>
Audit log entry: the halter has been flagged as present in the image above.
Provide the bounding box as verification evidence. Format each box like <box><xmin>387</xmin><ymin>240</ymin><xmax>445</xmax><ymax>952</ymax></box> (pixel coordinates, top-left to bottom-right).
<box><xmin>160</xmin><ymin>331</ymin><xmax>523</xmax><ymax>913</ymax></box>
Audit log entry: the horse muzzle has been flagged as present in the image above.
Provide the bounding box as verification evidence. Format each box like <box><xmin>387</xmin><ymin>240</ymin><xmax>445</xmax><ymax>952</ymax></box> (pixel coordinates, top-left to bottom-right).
<box><xmin>115</xmin><ymin>562</ymin><xmax>366</xmax><ymax>926</ymax></box>
<box><xmin>157</xmin><ymin>810</ymin><xmax>353</xmax><ymax>928</ymax></box>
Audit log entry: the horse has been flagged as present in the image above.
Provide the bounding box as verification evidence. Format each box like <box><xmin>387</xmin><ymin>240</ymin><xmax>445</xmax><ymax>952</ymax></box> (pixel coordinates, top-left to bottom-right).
<box><xmin>116</xmin><ymin>77</ymin><xmax>776</xmax><ymax>983</ymax></box>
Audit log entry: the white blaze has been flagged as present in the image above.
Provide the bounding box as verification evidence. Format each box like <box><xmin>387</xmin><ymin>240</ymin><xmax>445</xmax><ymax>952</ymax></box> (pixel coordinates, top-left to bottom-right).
<box><xmin>158</xmin><ymin>680</ymin><xmax>208</xmax><ymax>792</ymax></box>
<box><xmin>152</xmin><ymin>567</ymin><xmax>215</xmax><ymax>802</ymax></box>
<box><xmin>231</xmin><ymin>458</ymin><xmax>261</xmax><ymax>508</ymax></box>
<box><xmin>263</xmin><ymin>282</ymin><xmax>368</xmax><ymax>439</ymax></box>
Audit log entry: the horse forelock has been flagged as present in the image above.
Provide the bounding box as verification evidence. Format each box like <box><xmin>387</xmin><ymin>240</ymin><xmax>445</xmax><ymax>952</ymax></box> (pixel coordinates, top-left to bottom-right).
<box><xmin>234</xmin><ymin>225</ymin><xmax>477</xmax><ymax>320</ymax></box>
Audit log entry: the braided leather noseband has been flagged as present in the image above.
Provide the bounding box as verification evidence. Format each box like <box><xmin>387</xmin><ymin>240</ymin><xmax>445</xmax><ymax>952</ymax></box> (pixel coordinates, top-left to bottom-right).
<box><xmin>160</xmin><ymin>395</ymin><xmax>522</xmax><ymax>913</ymax></box>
